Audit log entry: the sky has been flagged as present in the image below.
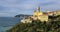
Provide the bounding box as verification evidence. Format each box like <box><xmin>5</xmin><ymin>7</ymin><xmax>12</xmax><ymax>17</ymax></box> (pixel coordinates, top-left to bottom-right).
<box><xmin>0</xmin><ymin>0</ymin><xmax>60</xmax><ymax>17</ymax></box>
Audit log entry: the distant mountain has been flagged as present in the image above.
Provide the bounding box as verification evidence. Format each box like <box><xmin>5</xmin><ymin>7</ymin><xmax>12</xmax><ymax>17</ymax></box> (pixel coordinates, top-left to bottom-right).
<box><xmin>15</xmin><ymin>14</ymin><xmax>32</xmax><ymax>17</ymax></box>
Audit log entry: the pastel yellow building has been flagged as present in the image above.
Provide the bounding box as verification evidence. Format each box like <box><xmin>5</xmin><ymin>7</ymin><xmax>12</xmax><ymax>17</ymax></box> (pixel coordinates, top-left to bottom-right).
<box><xmin>21</xmin><ymin>18</ymin><xmax>32</xmax><ymax>23</ymax></box>
<box><xmin>33</xmin><ymin>6</ymin><xmax>48</xmax><ymax>22</ymax></box>
<box><xmin>55</xmin><ymin>11</ymin><xmax>60</xmax><ymax>16</ymax></box>
<box><xmin>33</xmin><ymin>10</ymin><xmax>38</xmax><ymax>17</ymax></box>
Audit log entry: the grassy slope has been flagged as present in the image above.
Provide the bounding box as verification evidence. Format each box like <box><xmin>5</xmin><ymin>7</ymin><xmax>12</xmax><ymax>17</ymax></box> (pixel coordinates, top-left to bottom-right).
<box><xmin>7</xmin><ymin>16</ymin><xmax>60</xmax><ymax>32</ymax></box>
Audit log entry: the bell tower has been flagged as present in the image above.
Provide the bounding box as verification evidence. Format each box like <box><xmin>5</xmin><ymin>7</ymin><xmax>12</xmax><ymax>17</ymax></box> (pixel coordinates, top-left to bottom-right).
<box><xmin>33</xmin><ymin>6</ymin><xmax>41</xmax><ymax>17</ymax></box>
<box><xmin>37</xmin><ymin>6</ymin><xmax>42</xmax><ymax>15</ymax></box>
<box><xmin>37</xmin><ymin>6</ymin><xmax>40</xmax><ymax>12</ymax></box>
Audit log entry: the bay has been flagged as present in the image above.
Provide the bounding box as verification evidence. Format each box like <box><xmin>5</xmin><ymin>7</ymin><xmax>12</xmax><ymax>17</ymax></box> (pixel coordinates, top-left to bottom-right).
<box><xmin>0</xmin><ymin>17</ymin><xmax>20</xmax><ymax>32</ymax></box>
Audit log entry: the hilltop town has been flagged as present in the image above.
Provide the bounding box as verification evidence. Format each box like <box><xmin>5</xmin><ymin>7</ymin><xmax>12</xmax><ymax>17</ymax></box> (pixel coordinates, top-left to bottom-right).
<box><xmin>20</xmin><ymin>6</ymin><xmax>60</xmax><ymax>23</ymax></box>
<box><xmin>7</xmin><ymin>6</ymin><xmax>60</xmax><ymax>32</ymax></box>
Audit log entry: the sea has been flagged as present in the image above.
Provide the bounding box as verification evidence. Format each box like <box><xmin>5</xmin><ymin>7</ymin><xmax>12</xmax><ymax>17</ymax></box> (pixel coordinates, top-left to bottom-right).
<box><xmin>0</xmin><ymin>17</ymin><xmax>20</xmax><ymax>32</ymax></box>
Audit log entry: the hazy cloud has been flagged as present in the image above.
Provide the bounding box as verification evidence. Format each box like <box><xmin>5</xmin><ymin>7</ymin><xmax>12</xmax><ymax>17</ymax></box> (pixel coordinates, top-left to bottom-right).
<box><xmin>0</xmin><ymin>0</ymin><xmax>60</xmax><ymax>17</ymax></box>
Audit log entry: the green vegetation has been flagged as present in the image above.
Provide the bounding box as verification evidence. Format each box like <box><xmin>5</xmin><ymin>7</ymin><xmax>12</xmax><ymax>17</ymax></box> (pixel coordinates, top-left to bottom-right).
<box><xmin>7</xmin><ymin>16</ymin><xmax>60</xmax><ymax>32</ymax></box>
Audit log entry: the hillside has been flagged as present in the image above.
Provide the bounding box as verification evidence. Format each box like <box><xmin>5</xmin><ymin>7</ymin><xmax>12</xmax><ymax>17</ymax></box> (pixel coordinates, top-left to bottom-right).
<box><xmin>7</xmin><ymin>19</ymin><xmax>60</xmax><ymax>32</ymax></box>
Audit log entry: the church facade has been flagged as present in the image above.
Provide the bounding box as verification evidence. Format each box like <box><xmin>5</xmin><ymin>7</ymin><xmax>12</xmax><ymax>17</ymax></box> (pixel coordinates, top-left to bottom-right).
<box><xmin>32</xmin><ymin>6</ymin><xmax>48</xmax><ymax>22</ymax></box>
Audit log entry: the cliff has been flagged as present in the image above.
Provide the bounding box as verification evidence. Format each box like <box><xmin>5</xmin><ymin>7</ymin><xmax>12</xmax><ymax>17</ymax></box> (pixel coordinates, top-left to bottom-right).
<box><xmin>7</xmin><ymin>18</ymin><xmax>60</xmax><ymax>32</ymax></box>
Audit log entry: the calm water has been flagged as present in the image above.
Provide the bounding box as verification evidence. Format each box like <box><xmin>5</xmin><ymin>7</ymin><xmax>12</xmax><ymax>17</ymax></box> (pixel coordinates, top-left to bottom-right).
<box><xmin>0</xmin><ymin>17</ymin><xmax>20</xmax><ymax>32</ymax></box>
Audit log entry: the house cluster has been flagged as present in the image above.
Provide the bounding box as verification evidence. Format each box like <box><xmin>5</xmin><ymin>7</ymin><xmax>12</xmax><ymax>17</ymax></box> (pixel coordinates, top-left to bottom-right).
<box><xmin>21</xmin><ymin>6</ymin><xmax>60</xmax><ymax>23</ymax></box>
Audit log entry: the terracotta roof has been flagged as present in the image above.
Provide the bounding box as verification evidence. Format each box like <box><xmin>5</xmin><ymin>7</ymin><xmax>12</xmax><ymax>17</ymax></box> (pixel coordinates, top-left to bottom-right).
<box><xmin>48</xmin><ymin>12</ymin><xmax>54</xmax><ymax>14</ymax></box>
<box><xmin>42</xmin><ymin>13</ymin><xmax>48</xmax><ymax>15</ymax></box>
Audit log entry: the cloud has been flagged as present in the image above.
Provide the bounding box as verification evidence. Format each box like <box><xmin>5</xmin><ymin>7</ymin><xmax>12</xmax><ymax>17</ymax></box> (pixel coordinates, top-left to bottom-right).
<box><xmin>0</xmin><ymin>0</ymin><xmax>40</xmax><ymax>17</ymax></box>
<box><xmin>0</xmin><ymin>0</ymin><xmax>39</xmax><ymax>9</ymax></box>
<box><xmin>0</xmin><ymin>0</ymin><xmax>60</xmax><ymax>17</ymax></box>
<box><xmin>40</xmin><ymin>0</ymin><xmax>60</xmax><ymax>11</ymax></box>
<box><xmin>40</xmin><ymin>2</ymin><xmax>56</xmax><ymax>6</ymax></box>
